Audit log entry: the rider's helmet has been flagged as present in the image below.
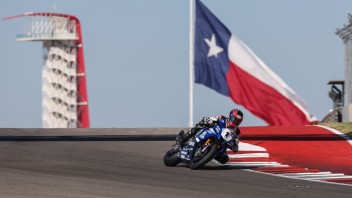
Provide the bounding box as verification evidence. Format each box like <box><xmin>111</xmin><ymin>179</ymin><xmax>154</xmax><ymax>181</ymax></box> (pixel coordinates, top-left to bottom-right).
<box><xmin>228</xmin><ymin>109</ymin><xmax>243</xmax><ymax>128</ymax></box>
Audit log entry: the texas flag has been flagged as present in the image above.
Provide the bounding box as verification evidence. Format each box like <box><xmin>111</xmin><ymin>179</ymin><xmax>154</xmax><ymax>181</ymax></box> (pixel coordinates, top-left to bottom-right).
<box><xmin>194</xmin><ymin>0</ymin><xmax>317</xmax><ymax>126</ymax></box>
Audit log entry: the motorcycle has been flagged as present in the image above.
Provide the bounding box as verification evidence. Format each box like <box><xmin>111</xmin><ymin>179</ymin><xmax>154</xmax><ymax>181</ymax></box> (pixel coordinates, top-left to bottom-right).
<box><xmin>163</xmin><ymin>125</ymin><xmax>236</xmax><ymax>170</ymax></box>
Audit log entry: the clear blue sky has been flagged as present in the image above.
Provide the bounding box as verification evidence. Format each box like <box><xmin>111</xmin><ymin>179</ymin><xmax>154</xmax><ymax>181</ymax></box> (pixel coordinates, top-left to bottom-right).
<box><xmin>0</xmin><ymin>0</ymin><xmax>351</xmax><ymax>128</ymax></box>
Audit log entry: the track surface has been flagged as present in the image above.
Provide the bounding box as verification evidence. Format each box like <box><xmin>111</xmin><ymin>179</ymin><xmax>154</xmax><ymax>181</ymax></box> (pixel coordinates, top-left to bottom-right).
<box><xmin>0</xmin><ymin>128</ymin><xmax>351</xmax><ymax>198</ymax></box>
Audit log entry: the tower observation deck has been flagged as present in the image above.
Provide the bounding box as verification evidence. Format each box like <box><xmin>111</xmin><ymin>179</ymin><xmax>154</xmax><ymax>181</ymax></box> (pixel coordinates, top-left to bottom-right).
<box><xmin>4</xmin><ymin>12</ymin><xmax>90</xmax><ymax>128</ymax></box>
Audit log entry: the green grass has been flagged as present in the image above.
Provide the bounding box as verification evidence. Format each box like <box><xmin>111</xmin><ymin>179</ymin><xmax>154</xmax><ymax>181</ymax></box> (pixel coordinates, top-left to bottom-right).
<box><xmin>319</xmin><ymin>122</ymin><xmax>352</xmax><ymax>138</ymax></box>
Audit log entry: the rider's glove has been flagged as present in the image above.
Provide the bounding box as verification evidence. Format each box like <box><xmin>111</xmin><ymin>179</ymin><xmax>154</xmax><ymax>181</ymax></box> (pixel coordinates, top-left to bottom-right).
<box><xmin>231</xmin><ymin>144</ymin><xmax>239</xmax><ymax>153</ymax></box>
<box><xmin>231</xmin><ymin>138</ymin><xmax>240</xmax><ymax>153</ymax></box>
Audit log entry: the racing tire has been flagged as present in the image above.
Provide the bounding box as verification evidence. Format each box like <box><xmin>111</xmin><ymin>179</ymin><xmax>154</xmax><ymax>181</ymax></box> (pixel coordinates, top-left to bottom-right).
<box><xmin>189</xmin><ymin>142</ymin><xmax>218</xmax><ymax>170</ymax></box>
<box><xmin>163</xmin><ymin>148</ymin><xmax>181</xmax><ymax>167</ymax></box>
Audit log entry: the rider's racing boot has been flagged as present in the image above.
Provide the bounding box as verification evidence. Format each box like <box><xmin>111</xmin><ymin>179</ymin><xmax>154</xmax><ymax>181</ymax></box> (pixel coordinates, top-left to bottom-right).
<box><xmin>180</xmin><ymin>132</ymin><xmax>191</xmax><ymax>146</ymax></box>
<box><xmin>215</xmin><ymin>152</ymin><xmax>229</xmax><ymax>164</ymax></box>
<box><xmin>176</xmin><ymin>130</ymin><xmax>185</xmax><ymax>148</ymax></box>
<box><xmin>180</xmin><ymin>127</ymin><xmax>201</xmax><ymax>146</ymax></box>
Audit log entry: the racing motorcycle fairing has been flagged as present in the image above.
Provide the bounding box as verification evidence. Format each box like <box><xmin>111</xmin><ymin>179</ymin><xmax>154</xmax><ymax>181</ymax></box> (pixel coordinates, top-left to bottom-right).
<box><xmin>164</xmin><ymin>125</ymin><xmax>237</xmax><ymax>169</ymax></box>
<box><xmin>177</xmin><ymin>125</ymin><xmax>233</xmax><ymax>162</ymax></box>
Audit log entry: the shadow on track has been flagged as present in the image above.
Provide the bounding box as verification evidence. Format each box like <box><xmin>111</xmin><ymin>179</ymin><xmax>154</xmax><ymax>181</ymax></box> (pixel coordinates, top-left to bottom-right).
<box><xmin>174</xmin><ymin>164</ymin><xmax>248</xmax><ymax>171</ymax></box>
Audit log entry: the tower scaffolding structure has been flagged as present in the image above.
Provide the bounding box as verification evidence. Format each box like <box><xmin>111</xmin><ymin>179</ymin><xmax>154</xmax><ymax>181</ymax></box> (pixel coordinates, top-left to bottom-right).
<box><xmin>4</xmin><ymin>12</ymin><xmax>90</xmax><ymax>128</ymax></box>
<box><xmin>336</xmin><ymin>13</ymin><xmax>352</xmax><ymax>122</ymax></box>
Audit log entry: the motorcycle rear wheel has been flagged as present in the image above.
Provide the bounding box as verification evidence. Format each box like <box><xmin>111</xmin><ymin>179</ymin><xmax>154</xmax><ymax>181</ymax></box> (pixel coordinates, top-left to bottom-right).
<box><xmin>189</xmin><ymin>142</ymin><xmax>217</xmax><ymax>170</ymax></box>
<box><xmin>163</xmin><ymin>145</ymin><xmax>181</xmax><ymax>166</ymax></box>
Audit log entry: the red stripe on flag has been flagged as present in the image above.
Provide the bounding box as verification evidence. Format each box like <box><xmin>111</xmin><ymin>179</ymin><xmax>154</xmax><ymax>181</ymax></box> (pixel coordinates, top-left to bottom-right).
<box><xmin>226</xmin><ymin>61</ymin><xmax>311</xmax><ymax>126</ymax></box>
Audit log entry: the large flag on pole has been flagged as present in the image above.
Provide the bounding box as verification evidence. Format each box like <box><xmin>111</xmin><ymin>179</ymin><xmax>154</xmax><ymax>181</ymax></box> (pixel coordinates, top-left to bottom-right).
<box><xmin>194</xmin><ymin>0</ymin><xmax>317</xmax><ymax>126</ymax></box>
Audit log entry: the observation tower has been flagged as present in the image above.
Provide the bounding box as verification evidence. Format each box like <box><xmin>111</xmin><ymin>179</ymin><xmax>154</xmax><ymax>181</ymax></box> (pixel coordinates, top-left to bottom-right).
<box><xmin>4</xmin><ymin>12</ymin><xmax>90</xmax><ymax>128</ymax></box>
<box><xmin>336</xmin><ymin>14</ymin><xmax>352</xmax><ymax>122</ymax></box>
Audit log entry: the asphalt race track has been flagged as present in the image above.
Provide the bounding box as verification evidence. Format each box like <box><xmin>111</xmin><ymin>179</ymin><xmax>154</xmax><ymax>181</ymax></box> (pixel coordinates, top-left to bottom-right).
<box><xmin>0</xmin><ymin>128</ymin><xmax>351</xmax><ymax>198</ymax></box>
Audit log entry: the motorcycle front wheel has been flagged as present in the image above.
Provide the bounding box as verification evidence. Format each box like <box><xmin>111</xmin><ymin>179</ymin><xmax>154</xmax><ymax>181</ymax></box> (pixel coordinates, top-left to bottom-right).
<box><xmin>189</xmin><ymin>141</ymin><xmax>217</xmax><ymax>170</ymax></box>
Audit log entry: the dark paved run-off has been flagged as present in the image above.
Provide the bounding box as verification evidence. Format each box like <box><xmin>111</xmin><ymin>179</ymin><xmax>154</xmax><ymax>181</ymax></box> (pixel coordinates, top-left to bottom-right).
<box><xmin>0</xmin><ymin>128</ymin><xmax>351</xmax><ymax>198</ymax></box>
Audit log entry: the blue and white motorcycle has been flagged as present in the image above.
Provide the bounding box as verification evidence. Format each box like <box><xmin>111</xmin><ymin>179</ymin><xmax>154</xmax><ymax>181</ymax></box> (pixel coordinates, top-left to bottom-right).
<box><xmin>163</xmin><ymin>125</ymin><xmax>236</xmax><ymax>170</ymax></box>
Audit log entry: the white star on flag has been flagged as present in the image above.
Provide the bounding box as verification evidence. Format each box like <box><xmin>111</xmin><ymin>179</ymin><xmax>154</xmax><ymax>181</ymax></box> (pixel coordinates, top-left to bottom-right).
<box><xmin>204</xmin><ymin>34</ymin><xmax>223</xmax><ymax>58</ymax></box>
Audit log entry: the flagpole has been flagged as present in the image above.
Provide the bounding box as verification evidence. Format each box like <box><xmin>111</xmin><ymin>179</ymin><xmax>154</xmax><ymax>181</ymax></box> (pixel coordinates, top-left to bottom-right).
<box><xmin>189</xmin><ymin>0</ymin><xmax>195</xmax><ymax>128</ymax></box>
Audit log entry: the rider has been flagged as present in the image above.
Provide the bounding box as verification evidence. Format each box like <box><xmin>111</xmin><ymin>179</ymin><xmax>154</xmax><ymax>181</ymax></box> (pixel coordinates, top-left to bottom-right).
<box><xmin>179</xmin><ymin>109</ymin><xmax>243</xmax><ymax>164</ymax></box>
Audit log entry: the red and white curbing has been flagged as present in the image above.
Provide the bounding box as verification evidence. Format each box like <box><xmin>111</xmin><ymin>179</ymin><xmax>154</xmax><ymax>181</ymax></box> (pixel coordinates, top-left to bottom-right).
<box><xmin>222</xmin><ymin>142</ymin><xmax>352</xmax><ymax>186</ymax></box>
<box><xmin>317</xmin><ymin>125</ymin><xmax>352</xmax><ymax>146</ymax></box>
